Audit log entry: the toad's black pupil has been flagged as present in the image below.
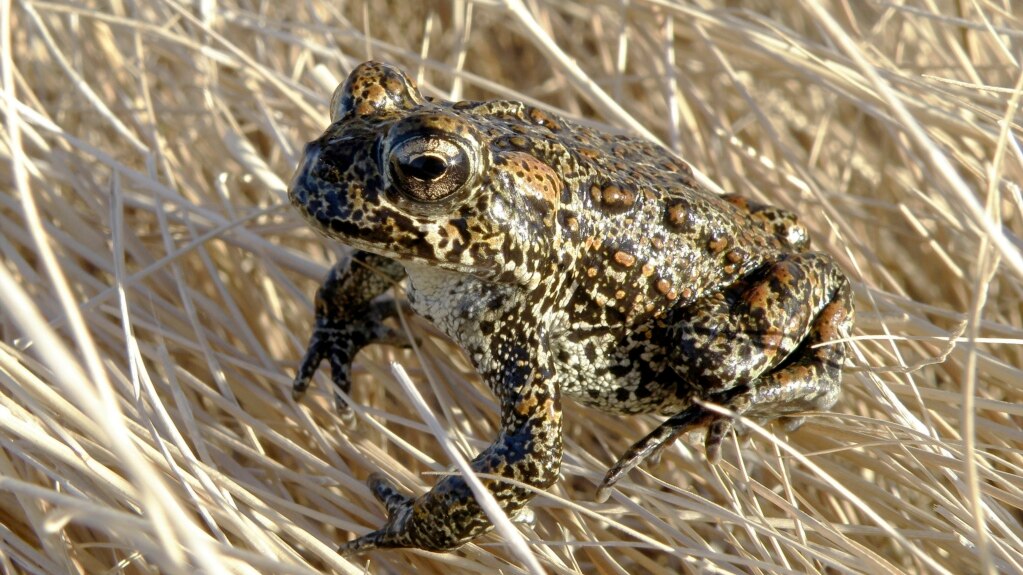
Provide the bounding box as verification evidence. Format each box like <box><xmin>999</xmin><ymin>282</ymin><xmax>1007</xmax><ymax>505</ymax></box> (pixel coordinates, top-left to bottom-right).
<box><xmin>407</xmin><ymin>155</ymin><xmax>447</xmax><ymax>180</ymax></box>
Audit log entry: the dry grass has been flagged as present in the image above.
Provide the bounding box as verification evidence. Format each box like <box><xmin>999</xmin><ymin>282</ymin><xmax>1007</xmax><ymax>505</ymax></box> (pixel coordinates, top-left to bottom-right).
<box><xmin>2</xmin><ymin>1</ymin><xmax>1022</xmax><ymax>573</ymax></box>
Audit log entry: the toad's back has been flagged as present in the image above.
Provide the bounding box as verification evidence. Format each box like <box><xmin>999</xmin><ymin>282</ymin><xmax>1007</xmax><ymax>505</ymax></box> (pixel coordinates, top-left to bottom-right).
<box><xmin>476</xmin><ymin>110</ymin><xmax>793</xmax><ymax>330</ymax></box>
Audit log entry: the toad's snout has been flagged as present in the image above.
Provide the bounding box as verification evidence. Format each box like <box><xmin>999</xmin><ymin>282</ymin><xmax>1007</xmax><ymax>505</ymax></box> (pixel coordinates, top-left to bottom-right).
<box><xmin>287</xmin><ymin>141</ymin><xmax>323</xmax><ymax>211</ymax></box>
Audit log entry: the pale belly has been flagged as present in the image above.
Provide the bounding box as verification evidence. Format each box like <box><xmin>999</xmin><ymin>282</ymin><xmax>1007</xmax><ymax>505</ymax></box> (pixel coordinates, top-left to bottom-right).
<box><xmin>550</xmin><ymin>327</ymin><xmax>686</xmax><ymax>416</ymax></box>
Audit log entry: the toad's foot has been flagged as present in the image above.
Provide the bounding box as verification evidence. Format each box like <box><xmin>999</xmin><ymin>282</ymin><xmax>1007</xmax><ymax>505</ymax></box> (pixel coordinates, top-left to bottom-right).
<box><xmin>292</xmin><ymin>251</ymin><xmax>407</xmax><ymax>418</ymax></box>
<box><xmin>337</xmin><ymin>474</ymin><xmax>418</xmax><ymax>556</ymax></box>
<box><xmin>292</xmin><ymin>299</ymin><xmax>406</xmax><ymax>414</ymax></box>
<box><xmin>595</xmin><ymin>401</ymin><xmax>724</xmax><ymax>503</ymax></box>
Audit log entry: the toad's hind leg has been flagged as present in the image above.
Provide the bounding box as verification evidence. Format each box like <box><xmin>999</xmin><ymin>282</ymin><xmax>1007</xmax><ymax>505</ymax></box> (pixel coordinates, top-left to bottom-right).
<box><xmin>597</xmin><ymin>255</ymin><xmax>853</xmax><ymax>501</ymax></box>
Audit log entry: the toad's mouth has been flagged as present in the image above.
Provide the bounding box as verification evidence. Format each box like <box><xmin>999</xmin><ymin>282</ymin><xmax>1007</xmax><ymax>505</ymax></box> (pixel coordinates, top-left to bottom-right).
<box><xmin>334</xmin><ymin>234</ymin><xmax>493</xmax><ymax>279</ymax></box>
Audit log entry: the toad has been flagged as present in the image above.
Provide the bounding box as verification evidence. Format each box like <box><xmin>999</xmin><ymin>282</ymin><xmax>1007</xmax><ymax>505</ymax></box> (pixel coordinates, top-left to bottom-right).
<box><xmin>288</xmin><ymin>61</ymin><xmax>853</xmax><ymax>554</ymax></box>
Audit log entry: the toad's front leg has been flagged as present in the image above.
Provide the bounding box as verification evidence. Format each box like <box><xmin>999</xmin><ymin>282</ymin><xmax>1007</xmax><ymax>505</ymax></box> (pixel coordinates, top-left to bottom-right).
<box><xmin>293</xmin><ymin>250</ymin><xmax>407</xmax><ymax>413</ymax></box>
<box><xmin>339</xmin><ymin>335</ymin><xmax>562</xmax><ymax>554</ymax></box>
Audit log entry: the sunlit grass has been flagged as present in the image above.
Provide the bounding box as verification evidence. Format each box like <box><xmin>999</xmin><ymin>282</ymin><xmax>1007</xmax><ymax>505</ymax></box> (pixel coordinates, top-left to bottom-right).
<box><xmin>1</xmin><ymin>1</ymin><xmax>1021</xmax><ymax>573</ymax></box>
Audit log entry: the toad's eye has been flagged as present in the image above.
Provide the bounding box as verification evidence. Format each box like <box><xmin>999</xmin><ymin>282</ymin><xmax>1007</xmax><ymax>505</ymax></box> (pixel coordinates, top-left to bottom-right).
<box><xmin>388</xmin><ymin>135</ymin><xmax>472</xmax><ymax>202</ymax></box>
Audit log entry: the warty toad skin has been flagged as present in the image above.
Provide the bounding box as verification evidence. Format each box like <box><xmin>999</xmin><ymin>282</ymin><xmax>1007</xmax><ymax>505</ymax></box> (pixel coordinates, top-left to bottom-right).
<box><xmin>288</xmin><ymin>61</ymin><xmax>854</xmax><ymax>554</ymax></box>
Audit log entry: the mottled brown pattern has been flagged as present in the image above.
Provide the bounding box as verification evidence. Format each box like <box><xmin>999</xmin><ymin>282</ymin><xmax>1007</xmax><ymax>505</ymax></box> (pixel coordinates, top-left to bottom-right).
<box><xmin>288</xmin><ymin>61</ymin><xmax>855</xmax><ymax>554</ymax></box>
